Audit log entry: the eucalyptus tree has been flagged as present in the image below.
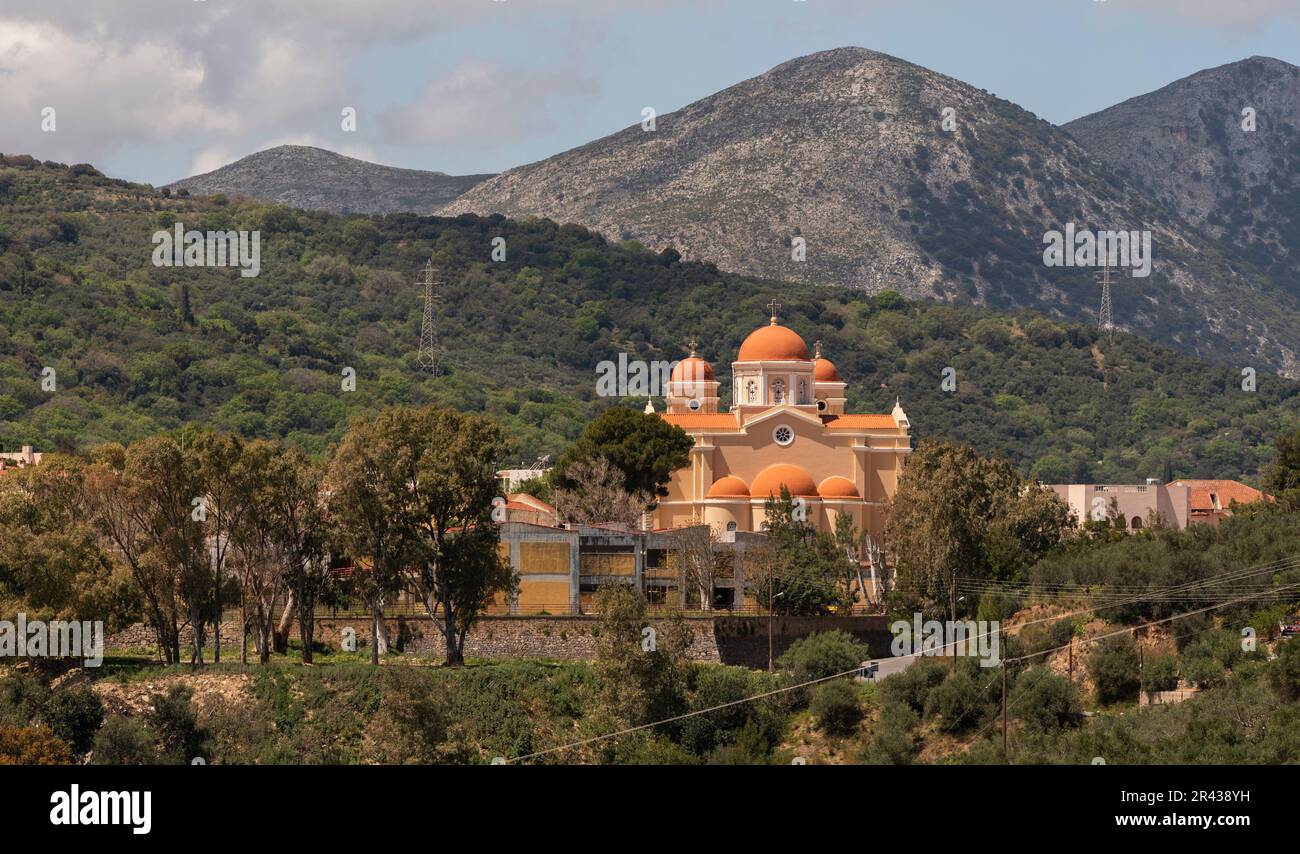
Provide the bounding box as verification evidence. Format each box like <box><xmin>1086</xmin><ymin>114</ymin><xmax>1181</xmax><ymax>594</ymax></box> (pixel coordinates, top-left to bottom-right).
<box><xmin>84</xmin><ymin>438</ymin><xmax>209</xmax><ymax>665</ymax></box>
<box><xmin>327</xmin><ymin>405</ymin><xmax>515</xmax><ymax>666</ymax></box>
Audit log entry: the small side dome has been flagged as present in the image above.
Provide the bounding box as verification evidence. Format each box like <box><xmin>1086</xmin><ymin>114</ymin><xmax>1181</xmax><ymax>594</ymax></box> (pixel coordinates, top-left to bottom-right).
<box><xmin>671</xmin><ymin>356</ymin><xmax>714</xmax><ymax>382</ymax></box>
<box><xmin>813</xmin><ymin>358</ymin><xmax>842</xmax><ymax>382</ymax></box>
<box><xmin>751</xmin><ymin>463</ymin><xmax>819</xmax><ymax>498</ymax></box>
<box><xmin>818</xmin><ymin>476</ymin><xmax>860</xmax><ymax>498</ymax></box>
<box><xmin>707</xmin><ymin>475</ymin><xmax>750</xmax><ymax>498</ymax></box>
<box><xmin>812</xmin><ymin>341</ymin><xmax>841</xmax><ymax>382</ymax></box>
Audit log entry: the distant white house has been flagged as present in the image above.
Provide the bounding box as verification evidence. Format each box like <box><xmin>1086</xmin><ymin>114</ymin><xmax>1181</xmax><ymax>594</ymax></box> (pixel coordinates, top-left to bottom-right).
<box><xmin>0</xmin><ymin>445</ymin><xmax>42</xmax><ymax>472</ymax></box>
<box><xmin>1047</xmin><ymin>479</ymin><xmax>1191</xmax><ymax>531</ymax></box>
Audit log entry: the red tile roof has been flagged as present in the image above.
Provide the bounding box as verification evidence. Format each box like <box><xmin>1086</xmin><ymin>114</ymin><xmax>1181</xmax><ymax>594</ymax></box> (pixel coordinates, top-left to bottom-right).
<box><xmin>660</xmin><ymin>413</ymin><xmax>741</xmax><ymax>430</ymax></box>
<box><xmin>1170</xmin><ymin>479</ymin><xmax>1273</xmax><ymax>512</ymax></box>
<box><xmin>821</xmin><ymin>414</ymin><xmax>897</xmax><ymax>430</ymax></box>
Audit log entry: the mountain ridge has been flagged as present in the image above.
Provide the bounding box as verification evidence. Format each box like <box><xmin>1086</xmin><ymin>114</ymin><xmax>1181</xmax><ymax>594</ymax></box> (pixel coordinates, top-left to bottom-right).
<box><xmin>1064</xmin><ymin>56</ymin><xmax>1300</xmax><ymax>287</ymax></box>
<box><xmin>438</xmin><ymin>47</ymin><xmax>1300</xmax><ymax>377</ymax></box>
<box><xmin>167</xmin><ymin>144</ymin><xmax>493</xmax><ymax>215</ymax></box>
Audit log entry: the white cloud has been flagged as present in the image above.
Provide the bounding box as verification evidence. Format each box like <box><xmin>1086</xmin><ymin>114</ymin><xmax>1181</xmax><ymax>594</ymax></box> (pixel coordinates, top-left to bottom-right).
<box><xmin>380</xmin><ymin>59</ymin><xmax>599</xmax><ymax>147</ymax></box>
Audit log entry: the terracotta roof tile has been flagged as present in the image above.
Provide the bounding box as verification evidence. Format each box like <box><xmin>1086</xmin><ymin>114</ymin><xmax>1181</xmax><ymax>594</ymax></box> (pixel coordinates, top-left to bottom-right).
<box><xmin>660</xmin><ymin>413</ymin><xmax>741</xmax><ymax>430</ymax></box>
<box><xmin>1170</xmin><ymin>479</ymin><xmax>1273</xmax><ymax>512</ymax></box>
<box><xmin>821</xmin><ymin>414</ymin><xmax>897</xmax><ymax>430</ymax></box>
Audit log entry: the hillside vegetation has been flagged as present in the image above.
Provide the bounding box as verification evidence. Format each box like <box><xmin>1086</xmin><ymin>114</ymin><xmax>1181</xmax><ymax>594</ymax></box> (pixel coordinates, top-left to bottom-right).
<box><xmin>0</xmin><ymin>155</ymin><xmax>1296</xmax><ymax>482</ymax></box>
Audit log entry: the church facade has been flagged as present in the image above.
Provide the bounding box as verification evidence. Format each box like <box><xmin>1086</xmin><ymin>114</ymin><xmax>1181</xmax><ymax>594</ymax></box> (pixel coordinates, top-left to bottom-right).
<box><xmin>651</xmin><ymin>308</ymin><xmax>912</xmax><ymax>539</ymax></box>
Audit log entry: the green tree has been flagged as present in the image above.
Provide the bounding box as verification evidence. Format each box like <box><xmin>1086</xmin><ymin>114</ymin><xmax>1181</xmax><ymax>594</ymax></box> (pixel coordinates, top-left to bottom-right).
<box><xmin>1266</xmin><ymin>428</ymin><xmax>1300</xmax><ymax>509</ymax></box>
<box><xmin>887</xmin><ymin>440</ymin><xmax>1071</xmax><ymax>618</ymax></box>
<box><xmin>329</xmin><ymin>405</ymin><xmax>515</xmax><ymax>666</ymax></box>
<box><xmin>592</xmin><ymin>585</ymin><xmax>692</xmax><ymax>737</ymax></box>
<box><xmin>776</xmin><ymin>630</ymin><xmax>869</xmax><ymax>681</ymax></box>
<box><xmin>1088</xmin><ymin>634</ymin><xmax>1141</xmax><ymax>704</ymax></box>
<box><xmin>810</xmin><ymin>680</ymin><xmax>862</xmax><ymax>736</ymax></box>
<box><xmin>556</xmin><ymin>407</ymin><xmax>691</xmax><ymax>497</ymax></box>
<box><xmin>84</xmin><ymin>438</ymin><xmax>209</xmax><ymax>665</ymax></box>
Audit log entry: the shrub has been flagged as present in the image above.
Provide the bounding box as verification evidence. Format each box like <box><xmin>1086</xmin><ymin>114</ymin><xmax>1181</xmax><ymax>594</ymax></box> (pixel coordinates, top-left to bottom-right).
<box><xmin>1184</xmin><ymin>656</ymin><xmax>1227</xmax><ymax>689</ymax></box>
<box><xmin>1088</xmin><ymin>634</ymin><xmax>1141</xmax><ymax>704</ymax></box>
<box><xmin>1141</xmin><ymin>655</ymin><xmax>1180</xmax><ymax>695</ymax></box>
<box><xmin>146</xmin><ymin>685</ymin><xmax>206</xmax><ymax>763</ymax></box>
<box><xmin>0</xmin><ymin>673</ymin><xmax>49</xmax><ymax>727</ymax></box>
<box><xmin>91</xmin><ymin>715</ymin><xmax>154</xmax><ymax>765</ymax></box>
<box><xmin>705</xmin><ymin>720</ymin><xmax>772</xmax><ymax>765</ymax></box>
<box><xmin>859</xmin><ymin>702</ymin><xmax>918</xmax><ymax>765</ymax></box>
<box><xmin>0</xmin><ymin>724</ymin><xmax>73</xmax><ymax>764</ymax></box>
<box><xmin>810</xmin><ymin>680</ymin><xmax>862</xmax><ymax>736</ymax></box>
<box><xmin>1182</xmin><ymin>629</ymin><xmax>1243</xmax><ymax>671</ymax></box>
<box><xmin>776</xmin><ymin>631</ymin><xmax>870</xmax><ymax>682</ymax></box>
<box><xmin>41</xmin><ymin>687</ymin><xmax>104</xmax><ymax>754</ymax></box>
<box><xmin>614</xmin><ymin>735</ymin><xmax>700</xmax><ymax>765</ymax></box>
<box><xmin>924</xmin><ymin>670</ymin><xmax>991</xmax><ymax>731</ymax></box>
<box><xmin>1010</xmin><ymin>666</ymin><xmax>1081</xmax><ymax>731</ymax></box>
<box><xmin>680</xmin><ymin>667</ymin><xmax>782</xmax><ymax>757</ymax></box>
<box><xmin>1270</xmin><ymin>639</ymin><xmax>1300</xmax><ymax>702</ymax></box>
<box><xmin>878</xmin><ymin>658</ymin><xmax>948</xmax><ymax>714</ymax></box>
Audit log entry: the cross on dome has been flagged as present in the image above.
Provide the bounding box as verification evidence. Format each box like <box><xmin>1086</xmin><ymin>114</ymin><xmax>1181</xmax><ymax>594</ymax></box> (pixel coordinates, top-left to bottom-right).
<box><xmin>766</xmin><ymin>299</ymin><xmax>781</xmax><ymax>325</ymax></box>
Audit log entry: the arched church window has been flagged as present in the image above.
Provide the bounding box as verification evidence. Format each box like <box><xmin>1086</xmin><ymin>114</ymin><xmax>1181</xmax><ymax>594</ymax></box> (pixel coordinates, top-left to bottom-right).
<box><xmin>798</xmin><ymin>379</ymin><xmax>807</xmax><ymax>403</ymax></box>
<box><xmin>746</xmin><ymin>379</ymin><xmax>758</xmax><ymax>403</ymax></box>
<box><xmin>772</xmin><ymin>379</ymin><xmax>786</xmax><ymax>404</ymax></box>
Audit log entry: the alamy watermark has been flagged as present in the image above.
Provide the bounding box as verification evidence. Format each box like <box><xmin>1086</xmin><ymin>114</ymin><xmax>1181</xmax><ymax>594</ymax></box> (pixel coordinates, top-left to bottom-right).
<box><xmin>890</xmin><ymin>613</ymin><xmax>1000</xmax><ymax>667</ymax></box>
<box><xmin>0</xmin><ymin>613</ymin><xmax>104</xmax><ymax>667</ymax></box>
<box><xmin>152</xmin><ymin>223</ymin><xmax>260</xmax><ymax>278</ymax></box>
<box><xmin>1042</xmin><ymin>223</ymin><xmax>1152</xmax><ymax>278</ymax></box>
<box><xmin>595</xmin><ymin>354</ymin><xmax>707</xmax><ymax>398</ymax></box>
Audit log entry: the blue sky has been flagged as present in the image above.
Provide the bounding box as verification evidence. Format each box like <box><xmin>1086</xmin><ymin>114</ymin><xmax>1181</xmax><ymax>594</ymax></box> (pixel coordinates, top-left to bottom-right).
<box><xmin>2</xmin><ymin>0</ymin><xmax>1298</xmax><ymax>186</ymax></box>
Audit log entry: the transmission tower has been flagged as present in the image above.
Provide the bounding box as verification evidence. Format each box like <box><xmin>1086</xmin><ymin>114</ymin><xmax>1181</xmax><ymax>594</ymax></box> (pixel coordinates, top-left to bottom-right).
<box><xmin>1096</xmin><ymin>255</ymin><xmax>1115</xmax><ymax>343</ymax></box>
<box><xmin>416</xmin><ymin>259</ymin><xmax>442</xmax><ymax>375</ymax></box>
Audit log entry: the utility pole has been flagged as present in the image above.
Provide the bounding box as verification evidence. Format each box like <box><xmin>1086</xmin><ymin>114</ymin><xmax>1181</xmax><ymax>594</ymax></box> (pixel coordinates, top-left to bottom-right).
<box><xmin>1001</xmin><ymin>659</ymin><xmax>1008</xmax><ymax>763</ymax></box>
<box><xmin>416</xmin><ymin>259</ymin><xmax>443</xmax><ymax>375</ymax></box>
<box><xmin>950</xmin><ymin>571</ymin><xmax>958</xmax><ymax>665</ymax></box>
<box><xmin>768</xmin><ymin>571</ymin><xmax>775</xmax><ymax>671</ymax></box>
<box><xmin>1097</xmin><ymin>255</ymin><xmax>1115</xmax><ymax>343</ymax></box>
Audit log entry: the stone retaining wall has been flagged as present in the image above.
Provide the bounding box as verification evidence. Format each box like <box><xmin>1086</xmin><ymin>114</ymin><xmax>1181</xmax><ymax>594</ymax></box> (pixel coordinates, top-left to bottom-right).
<box><xmin>104</xmin><ymin>613</ymin><xmax>891</xmax><ymax>667</ymax></box>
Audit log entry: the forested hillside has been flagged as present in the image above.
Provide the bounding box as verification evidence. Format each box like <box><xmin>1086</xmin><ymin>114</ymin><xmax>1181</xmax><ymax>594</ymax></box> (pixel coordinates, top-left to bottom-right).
<box><xmin>0</xmin><ymin>155</ymin><xmax>1296</xmax><ymax>483</ymax></box>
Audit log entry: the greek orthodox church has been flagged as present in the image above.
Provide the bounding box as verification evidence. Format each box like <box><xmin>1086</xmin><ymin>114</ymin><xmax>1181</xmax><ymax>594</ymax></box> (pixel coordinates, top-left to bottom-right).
<box><xmin>651</xmin><ymin>304</ymin><xmax>912</xmax><ymax>539</ymax></box>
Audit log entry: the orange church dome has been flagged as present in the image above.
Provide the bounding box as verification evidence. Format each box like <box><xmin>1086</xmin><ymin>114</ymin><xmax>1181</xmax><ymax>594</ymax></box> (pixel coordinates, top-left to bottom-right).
<box><xmin>737</xmin><ymin>322</ymin><xmax>810</xmax><ymax>362</ymax></box>
<box><xmin>706</xmin><ymin>475</ymin><xmax>750</xmax><ymax>498</ymax></box>
<box><xmin>750</xmin><ymin>463</ymin><xmax>819</xmax><ymax>498</ymax></box>
<box><xmin>818</xmin><ymin>476</ymin><xmax>860</xmax><ymax>498</ymax></box>
<box><xmin>671</xmin><ymin>356</ymin><xmax>714</xmax><ymax>382</ymax></box>
<box><xmin>813</xmin><ymin>357</ymin><xmax>842</xmax><ymax>382</ymax></box>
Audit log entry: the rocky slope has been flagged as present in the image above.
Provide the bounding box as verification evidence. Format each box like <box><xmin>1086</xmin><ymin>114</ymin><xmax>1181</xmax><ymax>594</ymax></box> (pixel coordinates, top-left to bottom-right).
<box><xmin>1065</xmin><ymin>56</ymin><xmax>1300</xmax><ymax>284</ymax></box>
<box><xmin>442</xmin><ymin>47</ymin><xmax>1300</xmax><ymax>376</ymax></box>
<box><xmin>168</xmin><ymin>145</ymin><xmax>492</xmax><ymax>215</ymax></box>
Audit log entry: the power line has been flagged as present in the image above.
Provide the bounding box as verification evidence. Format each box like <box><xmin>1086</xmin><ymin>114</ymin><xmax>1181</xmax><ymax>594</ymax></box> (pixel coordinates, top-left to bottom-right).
<box><xmin>982</xmin><ymin>579</ymin><xmax>1300</xmax><ymax>758</ymax></box>
<box><xmin>506</xmin><ymin>556</ymin><xmax>1300</xmax><ymax>764</ymax></box>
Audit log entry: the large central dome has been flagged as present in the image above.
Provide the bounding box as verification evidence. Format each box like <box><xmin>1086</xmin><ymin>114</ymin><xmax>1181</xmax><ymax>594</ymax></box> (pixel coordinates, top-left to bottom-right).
<box><xmin>737</xmin><ymin>321</ymin><xmax>810</xmax><ymax>361</ymax></box>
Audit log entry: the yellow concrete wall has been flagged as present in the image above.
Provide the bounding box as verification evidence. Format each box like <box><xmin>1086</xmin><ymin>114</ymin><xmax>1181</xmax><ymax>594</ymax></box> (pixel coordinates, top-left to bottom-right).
<box><xmin>580</xmin><ymin>552</ymin><xmax>635</xmax><ymax>577</ymax></box>
<box><xmin>519</xmin><ymin>541</ymin><xmax>570</xmax><ymax>574</ymax></box>
<box><xmin>517</xmin><ymin>579</ymin><xmax>572</xmax><ymax>610</ymax></box>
